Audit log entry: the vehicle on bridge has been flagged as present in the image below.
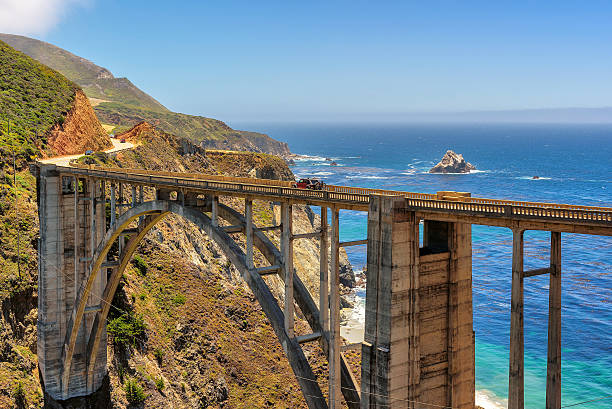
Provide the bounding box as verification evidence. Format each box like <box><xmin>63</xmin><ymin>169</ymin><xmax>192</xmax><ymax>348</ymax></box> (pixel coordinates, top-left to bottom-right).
<box><xmin>295</xmin><ymin>178</ymin><xmax>325</xmax><ymax>190</ymax></box>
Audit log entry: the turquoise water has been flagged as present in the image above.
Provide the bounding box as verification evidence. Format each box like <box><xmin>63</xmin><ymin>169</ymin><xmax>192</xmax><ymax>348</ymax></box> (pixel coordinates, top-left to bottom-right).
<box><xmin>235</xmin><ymin>122</ymin><xmax>611</xmax><ymax>408</ymax></box>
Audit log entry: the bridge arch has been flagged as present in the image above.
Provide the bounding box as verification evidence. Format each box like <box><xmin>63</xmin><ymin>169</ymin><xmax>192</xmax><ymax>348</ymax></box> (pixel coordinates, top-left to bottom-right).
<box><xmin>61</xmin><ymin>199</ymin><xmax>358</xmax><ymax>408</ymax></box>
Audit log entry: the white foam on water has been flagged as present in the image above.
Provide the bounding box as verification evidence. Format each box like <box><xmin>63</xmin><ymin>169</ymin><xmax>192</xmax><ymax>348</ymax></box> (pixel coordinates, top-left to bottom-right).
<box><xmin>293</xmin><ymin>154</ymin><xmax>328</xmax><ymax>162</ymax></box>
<box><xmin>310</xmin><ymin>171</ymin><xmax>334</xmax><ymax>176</ymax></box>
<box><xmin>476</xmin><ymin>389</ymin><xmax>507</xmax><ymax>409</ymax></box>
<box><xmin>425</xmin><ymin>169</ymin><xmax>488</xmax><ymax>175</ymax></box>
<box><xmin>350</xmin><ymin>175</ymin><xmax>387</xmax><ymax>180</ymax></box>
<box><xmin>517</xmin><ymin>176</ymin><xmax>552</xmax><ymax>180</ymax></box>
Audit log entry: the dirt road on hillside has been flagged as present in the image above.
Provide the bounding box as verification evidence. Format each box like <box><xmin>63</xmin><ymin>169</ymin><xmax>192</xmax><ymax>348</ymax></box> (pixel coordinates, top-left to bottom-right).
<box><xmin>39</xmin><ymin>139</ymin><xmax>134</xmax><ymax>167</ymax></box>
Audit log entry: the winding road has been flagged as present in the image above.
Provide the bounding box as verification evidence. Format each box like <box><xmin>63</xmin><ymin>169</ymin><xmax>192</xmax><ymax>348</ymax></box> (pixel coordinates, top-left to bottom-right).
<box><xmin>39</xmin><ymin>138</ymin><xmax>135</xmax><ymax>166</ymax></box>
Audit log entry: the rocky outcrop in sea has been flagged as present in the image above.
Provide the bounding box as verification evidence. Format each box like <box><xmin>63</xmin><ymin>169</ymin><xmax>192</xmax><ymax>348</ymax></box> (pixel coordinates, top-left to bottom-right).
<box><xmin>429</xmin><ymin>150</ymin><xmax>476</xmax><ymax>173</ymax></box>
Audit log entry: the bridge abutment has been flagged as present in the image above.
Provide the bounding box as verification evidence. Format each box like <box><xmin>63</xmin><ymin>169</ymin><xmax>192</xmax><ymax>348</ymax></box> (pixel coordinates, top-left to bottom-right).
<box><xmin>37</xmin><ymin>165</ymin><xmax>107</xmax><ymax>400</ymax></box>
<box><xmin>361</xmin><ymin>195</ymin><xmax>475</xmax><ymax>409</ymax></box>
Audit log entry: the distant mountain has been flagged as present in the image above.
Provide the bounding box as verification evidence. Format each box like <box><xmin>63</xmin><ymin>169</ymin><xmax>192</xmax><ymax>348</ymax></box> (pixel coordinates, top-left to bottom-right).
<box><xmin>0</xmin><ymin>33</ymin><xmax>167</xmax><ymax>111</ymax></box>
<box><xmin>1</xmin><ymin>33</ymin><xmax>291</xmax><ymax>156</ymax></box>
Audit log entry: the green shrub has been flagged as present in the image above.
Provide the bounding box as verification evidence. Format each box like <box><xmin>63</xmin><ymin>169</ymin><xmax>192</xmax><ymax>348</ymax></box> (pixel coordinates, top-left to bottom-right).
<box><xmin>107</xmin><ymin>312</ymin><xmax>146</xmax><ymax>347</ymax></box>
<box><xmin>124</xmin><ymin>377</ymin><xmax>146</xmax><ymax>404</ymax></box>
<box><xmin>154</xmin><ymin>376</ymin><xmax>164</xmax><ymax>391</ymax></box>
<box><xmin>13</xmin><ymin>381</ymin><xmax>26</xmax><ymax>409</ymax></box>
<box><xmin>153</xmin><ymin>347</ymin><xmax>164</xmax><ymax>364</ymax></box>
<box><xmin>172</xmin><ymin>293</ymin><xmax>186</xmax><ymax>305</ymax></box>
<box><xmin>132</xmin><ymin>254</ymin><xmax>148</xmax><ymax>276</ymax></box>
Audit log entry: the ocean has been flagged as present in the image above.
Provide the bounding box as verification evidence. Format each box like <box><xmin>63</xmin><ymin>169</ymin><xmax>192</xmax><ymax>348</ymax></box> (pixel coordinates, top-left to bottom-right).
<box><xmin>234</xmin><ymin>122</ymin><xmax>611</xmax><ymax>409</ymax></box>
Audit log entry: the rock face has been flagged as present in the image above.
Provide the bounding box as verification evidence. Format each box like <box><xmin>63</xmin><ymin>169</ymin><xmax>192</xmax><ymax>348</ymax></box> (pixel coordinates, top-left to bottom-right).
<box><xmin>429</xmin><ymin>150</ymin><xmax>476</xmax><ymax>174</ymax></box>
<box><xmin>45</xmin><ymin>90</ymin><xmax>112</xmax><ymax>156</ymax></box>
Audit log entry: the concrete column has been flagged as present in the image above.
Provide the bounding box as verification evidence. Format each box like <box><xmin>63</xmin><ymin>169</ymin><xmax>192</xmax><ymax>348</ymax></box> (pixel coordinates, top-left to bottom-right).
<box><xmin>362</xmin><ymin>196</ymin><xmax>421</xmax><ymax>408</ymax></box>
<box><xmin>118</xmin><ymin>183</ymin><xmax>123</xmax><ymax>211</ymax></box>
<box><xmin>118</xmin><ymin>183</ymin><xmax>125</xmax><ymax>254</ymax></box>
<box><xmin>245</xmin><ymin>198</ymin><xmax>254</xmax><ymax>269</ymax></box>
<box><xmin>110</xmin><ymin>184</ymin><xmax>116</xmax><ymax>226</ymax></box>
<box><xmin>329</xmin><ymin>207</ymin><xmax>341</xmax><ymax>409</ymax></box>
<box><xmin>509</xmin><ymin>229</ymin><xmax>525</xmax><ymax>409</ymax></box>
<box><xmin>74</xmin><ymin>177</ymin><xmax>79</xmax><ymax>302</ymax></box>
<box><xmin>131</xmin><ymin>186</ymin><xmax>136</xmax><ymax>208</ymax></box>
<box><xmin>320</xmin><ymin>206</ymin><xmax>329</xmax><ymax>333</ymax></box>
<box><xmin>211</xmin><ymin>195</ymin><xmax>219</xmax><ymax>227</ymax></box>
<box><xmin>90</xmin><ymin>179</ymin><xmax>96</xmax><ymax>259</ymax></box>
<box><xmin>362</xmin><ymin>196</ymin><xmax>474</xmax><ymax>409</ymax></box>
<box><xmin>448</xmin><ymin>221</ymin><xmax>475</xmax><ymax>407</ymax></box>
<box><xmin>281</xmin><ymin>202</ymin><xmax>294</xmax><ymax>336</ymax></box>
<box><xmin>546</xmin><ymin>232</ymin><xmax>562</xmax><ymax>409</ymax></box>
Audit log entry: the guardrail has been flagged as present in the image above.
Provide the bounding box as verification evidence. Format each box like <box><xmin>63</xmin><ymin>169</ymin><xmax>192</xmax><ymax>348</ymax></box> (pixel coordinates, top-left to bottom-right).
<box><xmin>56</xmin><ymin>165</ymin><xmax>612</xmax><ymax>225</ymax></box>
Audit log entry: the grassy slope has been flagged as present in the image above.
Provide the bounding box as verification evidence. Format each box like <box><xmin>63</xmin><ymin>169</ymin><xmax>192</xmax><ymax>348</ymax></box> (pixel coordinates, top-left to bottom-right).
<box><xmin>0</xmin><ymin>40</ymin><xmax>79</xmax><ymax>164</ymax></box>
<box><xmin>0</xmin><ymin>33</ymin><xmax>167</xmax><ymax>112</ymax></box>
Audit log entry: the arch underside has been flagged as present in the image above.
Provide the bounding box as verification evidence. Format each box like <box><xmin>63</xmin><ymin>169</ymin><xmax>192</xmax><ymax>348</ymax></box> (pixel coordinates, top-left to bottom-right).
<box><xmin>62</xmin><ymin>199</ymin><xmax>360</xmax><ymax>408</ymax></box>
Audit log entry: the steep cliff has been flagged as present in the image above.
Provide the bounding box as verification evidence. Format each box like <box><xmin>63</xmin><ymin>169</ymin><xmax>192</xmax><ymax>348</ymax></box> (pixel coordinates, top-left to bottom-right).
<box><xmin>44</xmin><ymin>89</ymin><xmax>112</xmax><ymax>156</ymax></box>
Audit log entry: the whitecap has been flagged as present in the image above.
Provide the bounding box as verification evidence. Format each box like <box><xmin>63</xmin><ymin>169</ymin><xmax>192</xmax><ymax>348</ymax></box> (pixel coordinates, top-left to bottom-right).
<box><xmin>475</xmin><ymin>389</ymin><xmax>507</xmax><ymax>409</ymax></box>
<box><xmin>426</xmin><ymin>169</ymin><xmax>488</xmax><ymax>175</ymax></box>
<box><xmin>351</xmin><ymin>175</ymin><xmax>387</xmax><ymax>180</ymax></box>
<box><xmin>293</xmin><ymin>154</ymin><xmax>328</xmax><ymax>162</ymax></box>
<box><xmin>517</xmin><ymin>176</ymin><xmax>552</xmax><ymax>180</ymax></box>
<box><xmin>310</xmin><ymin>171</ymin><xmax>334</xmax><ymax>176</ymax></box>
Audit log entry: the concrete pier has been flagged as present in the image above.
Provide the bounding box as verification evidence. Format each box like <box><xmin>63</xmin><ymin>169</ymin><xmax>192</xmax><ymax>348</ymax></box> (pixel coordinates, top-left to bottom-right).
<box><xmin>361</xmin><ymin>196</ymin><xmax>474</xmax><ymax>409</ymax></box>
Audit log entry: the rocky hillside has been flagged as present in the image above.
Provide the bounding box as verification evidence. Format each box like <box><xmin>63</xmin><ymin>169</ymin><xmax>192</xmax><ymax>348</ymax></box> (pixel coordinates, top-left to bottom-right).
<box><xmin>74</xmin><ymin>122</ymin><xmax>357</xmax><ymax>408</ymax></box>
<box><xmin>1</xmin><ymin>34</ymin><xmax>292</xmax><ymax>158</ymax></box>
<box><xmin>94</xmin><ymin>103</ymin><xmax>291</xmax><ymax>158</ymax></box>
<box><xmin>0</xmin><ymin>33</ymin><xmax>167</xmax><ymax>112</ymax></box>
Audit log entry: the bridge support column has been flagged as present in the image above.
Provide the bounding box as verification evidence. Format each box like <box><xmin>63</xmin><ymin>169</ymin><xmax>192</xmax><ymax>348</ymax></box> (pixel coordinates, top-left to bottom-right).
<box><xmin>509</xmin><ymin>228</ymin><xmax>525</xmax><ymax>409</ymax></box>
<box><xmin>281</xmin><ymin>202</ymin><xmax>294</xmax><ymax>337</ymax></box>
<box><xmin>320</xmin><ymin>206</ymin><xmax>329</xmax><ymax>333</ymax></box>
<box><xmin>245</xmin><ymin>198</ymin><xmax>254</xmax><ymax>269</ymax></box>
<box><xmin>35</xmin><ymin>167</ymin><xmax>108</xmax><ymax>400</ymax></box>
<box><xmin>546</xmin><ymin>232</ymin><xmax>562</xmax><ymax>409</ymax></box>
<box><xmin>329</xmin><ymin>207</ymin><xmax>341</xmax><ymax>409</ymax></box>
<box><xmin>110</xmin><ymin>184</ymin><xmax>116</xmax><ymax>226</ymax></box>
<box><xmin>362</xmin><ymin>195</ymin><xmax>474</xmax><ymax>409</ymax></box>
<box><xmin>211</xmin><ymin>195</ymin><xmax>219</xmax><ymax>227</ymax></box>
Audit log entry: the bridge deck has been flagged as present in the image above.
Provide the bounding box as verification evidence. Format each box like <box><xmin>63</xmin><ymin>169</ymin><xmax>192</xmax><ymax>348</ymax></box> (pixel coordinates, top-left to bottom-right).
<box><xmin>52</xmin><ymin>164</ymin><xmax>612</xmax><ymax>236</ymax></box>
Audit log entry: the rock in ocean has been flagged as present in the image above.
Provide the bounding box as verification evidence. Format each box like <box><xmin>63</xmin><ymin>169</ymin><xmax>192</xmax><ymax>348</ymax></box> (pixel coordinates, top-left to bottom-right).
<box><xmin>429</xmin><ymin>150</ymin><xmax>476</xmax><ymax>174</ymax></box>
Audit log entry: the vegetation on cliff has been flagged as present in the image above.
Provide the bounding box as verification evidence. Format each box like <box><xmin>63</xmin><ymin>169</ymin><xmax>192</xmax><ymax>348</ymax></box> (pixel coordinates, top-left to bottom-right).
<box><xmin>0</xmin><ymin>40</ymin><xmax>79</xmax><ymax>164</ymax></box>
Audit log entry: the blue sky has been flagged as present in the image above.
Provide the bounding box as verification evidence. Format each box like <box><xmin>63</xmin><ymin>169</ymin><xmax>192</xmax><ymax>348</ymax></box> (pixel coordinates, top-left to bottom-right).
<box><xmin>3</xmin><ymin>1</ymin><xmax>612</xmax><ymax>121</ymax></box>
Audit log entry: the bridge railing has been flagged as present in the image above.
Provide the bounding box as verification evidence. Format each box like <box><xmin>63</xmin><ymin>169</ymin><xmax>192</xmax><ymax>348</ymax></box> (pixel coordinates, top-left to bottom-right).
<box><xmin>57</xmin><ymin>165</ymin><xmax>612</xmax><ymax>225</ymax></box>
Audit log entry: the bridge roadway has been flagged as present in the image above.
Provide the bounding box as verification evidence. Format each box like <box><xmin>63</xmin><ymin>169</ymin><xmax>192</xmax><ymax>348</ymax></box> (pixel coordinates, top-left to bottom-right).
<box><xmin>61</xmin><ymin>163</ymin><xmax>612</xmax><ymax>236</ymax></box>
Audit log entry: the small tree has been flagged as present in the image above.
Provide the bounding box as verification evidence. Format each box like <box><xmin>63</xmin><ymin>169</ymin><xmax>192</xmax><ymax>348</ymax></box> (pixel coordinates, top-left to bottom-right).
<box><xmin>13</xmin><ymin>381</ymin><xmax>27</xmax><ymax>409</ymax></box>
<box><xmin>108</xmin><ymin>312</ymin><xmax>147</xmax><ymax>348</ymax></box>
<box><xmin>124</xmin><ymin>377</ymin><xmax>146</xmax><ymax>405</ymax></box>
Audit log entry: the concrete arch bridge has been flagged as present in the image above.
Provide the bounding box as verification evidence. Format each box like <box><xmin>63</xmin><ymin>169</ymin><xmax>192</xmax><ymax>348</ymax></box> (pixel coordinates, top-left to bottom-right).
<box><xmin>33</xmin><ymin>163</ymin><xmax>611</xmax><ymax>409</ymax></box>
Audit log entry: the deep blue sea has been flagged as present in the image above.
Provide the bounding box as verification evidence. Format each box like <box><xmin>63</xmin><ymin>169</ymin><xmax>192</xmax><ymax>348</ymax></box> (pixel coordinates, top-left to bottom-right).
<box><xmin>235</xmin><ymin>122</ymin><xmax>611</xmax><ymax>408</ymax></box>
